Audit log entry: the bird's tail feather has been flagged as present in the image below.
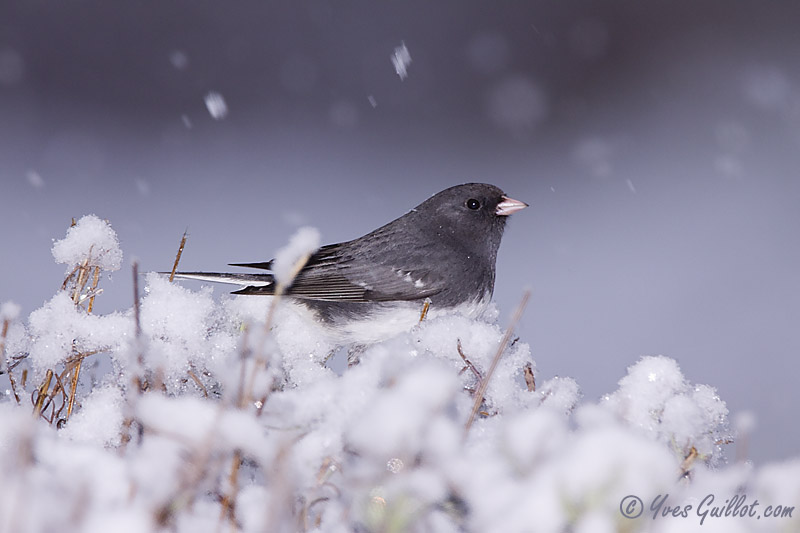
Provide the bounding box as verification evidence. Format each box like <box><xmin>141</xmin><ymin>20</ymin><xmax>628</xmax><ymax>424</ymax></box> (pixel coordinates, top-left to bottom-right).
<box><xmin>165</xmin><ymin>272</ymin><xmax>273</xmax><ymax>287</ymax></box>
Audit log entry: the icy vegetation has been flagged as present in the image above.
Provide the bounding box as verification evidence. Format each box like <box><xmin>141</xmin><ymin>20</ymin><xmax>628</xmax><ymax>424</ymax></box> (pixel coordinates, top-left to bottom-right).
<box><xmin>1</xmin><ymin>217</ymin><xmax>798</xmax><ymax>533</ymax></box>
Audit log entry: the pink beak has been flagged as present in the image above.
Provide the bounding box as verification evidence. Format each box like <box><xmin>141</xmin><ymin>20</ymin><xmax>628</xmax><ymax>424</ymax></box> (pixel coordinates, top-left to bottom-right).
<box><xmin>495</xmin><ymin>195</ymin><xmax>528</xmax><ymax>216</ymax></box>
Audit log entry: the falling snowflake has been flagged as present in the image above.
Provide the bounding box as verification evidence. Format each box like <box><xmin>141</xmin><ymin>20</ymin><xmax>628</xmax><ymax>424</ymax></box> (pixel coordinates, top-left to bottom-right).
<box><xmin>391</xmin><ymin>42</ymin><xmax>412</xmax><ymax>80</ymax></box>
<box><xmin>204</xmin><ymin>91</ymin><xmax>228</xmax><ymax>120</ymax></box>
<box><xmin>26</xmin><ymin>170</ymin><xmax>44</xmax><ymax>189</ymax></box>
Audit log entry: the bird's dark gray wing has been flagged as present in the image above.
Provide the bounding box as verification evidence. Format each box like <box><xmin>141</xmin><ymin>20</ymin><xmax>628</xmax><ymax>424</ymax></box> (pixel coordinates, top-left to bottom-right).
<box><xmin>233</xmin><ymin>231</ymin><xmax>446</xmax><ymax>301</ymax></box>
<box><xmin>229</xmin><ymin>243</ymin><xmax>346</xmax><ymax>271</ymax></box>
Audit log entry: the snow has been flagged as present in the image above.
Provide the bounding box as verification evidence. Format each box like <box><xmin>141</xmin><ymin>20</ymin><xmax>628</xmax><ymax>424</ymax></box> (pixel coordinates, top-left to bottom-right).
<box><xmin>169</xmin><ymin>50</ymin><xmax>188</xmax><ymax>70</ymax></box>
<box><xmin>60</xmin><ymin>384</ymin><xmax>124</xmax><ymax>447</ymax></box>
<box><xmin>742</xmin><ymin>64</ymin><xmax>791</xmax><ymax>111</ymax></box>
<box><xmin>1</xmin><ymin>301</ymin><xmax>20</xmax><ymax>322</ymax></box>
<box><xmin>391</xmin><ymin>42</ymin><xmax>412</xmax><ymax>80</ymax></box>
<box><xmin>486</xmin><ymin>75</ymin><xmax>548</xmax><ymax>132</ymax></box>
<box><xmin>51</xmin><ymin>214</ymin><xmax>122</xmax><ymax>272</ymax></box>
<box><xmin>602</xmin><ymin>355</ymin><xmax>730</xmax><ymax>463</ymax></box>
<box><xmin>25</xmin><ymin>170</ymin><xmax>45</xmax><ymax>189</ymax></box>
<box><xmin>28</xmin><ymin>291</ymin><xmax>131</xmax><ymax>373</ymax></box>
<box><xmin>2</xmin><ymin>216</ymin><xmax>799</xmax><ymax>532</ymax></box>
<box><xmin>735</xmin><ymin>410</ymin><xmax>757</xmax><ymax>435</ymax></box>
<box><xmin>204</xmin><ymin>91</ymin><xmax>228</xmax><ymax>119</ymax></box>
<box><xmin>138</xmin><ymin>273</ymin><xmax>223</xmax><ymax>384</ymax></box>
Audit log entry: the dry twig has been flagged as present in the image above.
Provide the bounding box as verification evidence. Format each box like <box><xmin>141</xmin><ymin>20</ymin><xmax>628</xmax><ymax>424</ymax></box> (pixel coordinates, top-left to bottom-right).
<box><xmin>187</xmin><ymin>367</ymin><xmax>209</xmax><ymax>398</ymax></box>
<box><xmin>219</xmin><ymin>450</ymin><xmax>242</xmax><ymax>529</ymax></box>
<box><xmin>65</xmin><ymin>265</ymin><xmax>101</xmax><ymax>421</ymax></box>
<box><xmin>33</xmin><ymin>369</ymin><xmax>54</xmax><ymax>419</ymax></box>
<box><xmin>456</xmin><ymin>339</ymin><xmax>483</xmax><ymax>382</ymax></box>
<box><xmin>464</xmin><ymin>290</ymin><xmax>531</xmax><ymax>438</ymax></box>
<box><xmin>120</xmin><ymin>261</ymin><xmax>145</xmax><ymax>451</ymax></box>
<box><xmin>1</xmin><ymin>317</ymin><xmax>21</xmax><ymax>404</ymax></box>
<box><xmin>679</xmin><ymin>446</ymin><xmax>698</xmax><ymax>479</ymax></box>
<box><xmin>219</xmin><ymin>251</ymin><xmax>313</xmax><ymax>529</ymax></box>
<box><xmin>169</xmin><ymin>230</ymin><xmax>189</xmax><ymax>283</ymax></box>
<box><xmin>523</xmin><ymin>362</ymin><xmax>536</xmax><ymax>392</ymax></box>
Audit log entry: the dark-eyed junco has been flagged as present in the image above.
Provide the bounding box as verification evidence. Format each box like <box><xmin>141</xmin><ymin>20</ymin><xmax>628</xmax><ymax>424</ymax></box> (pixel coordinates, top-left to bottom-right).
<box><xmin>172</xmin><ymin>183</ymin><xmax>527</xmax><ymax>345</ymax></box>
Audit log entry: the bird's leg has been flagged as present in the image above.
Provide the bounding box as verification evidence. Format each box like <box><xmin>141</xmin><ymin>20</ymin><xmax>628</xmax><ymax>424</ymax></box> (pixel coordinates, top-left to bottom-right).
<box><xmin>418</xmin><ymin>298</ymin><xmax>432</xmax><ymax>323</ymax></box>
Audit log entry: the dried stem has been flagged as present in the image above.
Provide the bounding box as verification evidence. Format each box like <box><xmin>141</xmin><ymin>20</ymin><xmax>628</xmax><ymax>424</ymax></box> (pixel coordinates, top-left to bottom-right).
<box><xmin>132</xmin><ymin>260</ymin><xmax>146</xmax><ymax>393</ymax></box>
<box><xmin>169</xmin><ymin>230</ymin><xmax>189</xmax><ymax>283</ymax></box>
<box><xmin>217</xmin><ymin>328</ymin><xmax>253</xmax><ymax>530</ymax></box>
<box><xmin>63</xmin><ymin>348</ymin><xmax>104</xmax><ymax>367</ymax></box>
<box><xmin>187</xmin><ymin>367</ymin><xmax>209</xmax><ymax>398</ymax></box>
<box><xmin>6</xmin><ymin>369</ymin><xmax>21</xmax><ymax>405</ymax></box>
<box><xmin>121</xmin><ymin>261</ymin><xmax>145</xmax><ymax>451</ymax></box>
<box><xmin>523</xmin><ymin>362</ymin><xmax>536</xmax><ymax>392</ymax></box>
<box><xmin>220</xmin><ymin>252</ymin><xmax>313</xmax><ymax>528</ymax></box>
<box><xmin>1</xmin><ymin>317</ymin><xmax>20</xmax><ymax>404</ymax></box>
<box><xmin>456</xmin><ymin>339</ymin><xmax>483</xmax><ymax>381</ymax></box>
<box><xmin>87</xmin><ymin>265</ymin><xmax>101</xmax><ymax>313</ymax></box>
<box><xmin>300</xmin><ymin>457</ymin><xmax>341</xmax><ymax>530</ymax></box>
<box><xmin>463</xmin><ymin>289</ymin><xmax>531</xmax><ymax>439</ymax></box>
<box><xmin>679</xmin><ymin>446</ymin><xmax>698</xmax><ymax>479</ymax></box>
<box><xmin>64</xmin><ymin>266</ymin><xmax>102</xmax><ymax>421</ymax></box>
<box><xmin>66</xmin><ymin>357</ymin><xmax>84</xmax><ymax>419</ymax></box>
<box><xmin>263</xmin><ymin>252</ymin><xmax>312</xmax><ymax>333</ymax></box>
<box><xmin>153</xmin><ymin>415</ymin><xmax>224</xmax><ymax>528</ymax></box>
<box><xmin>46</xmin><ymin>371</ymin><xmax>69</xmax><ymax>424</ymax></box>
<box><xmin>60</xmin><ymin>264</ymin><xmax>81</xmax><ymax>291</ymax></box>
<box><xmin>33</xmin><ymin>369</ymin><xmax>54</xmax><ymax>419</ymax></box>
<box><xmin>133</xmin><ymin>261</ymin><xmax>142</xmax><ymax>339</ymax></box>
<box><xmin>71</xmin><ymin>257</ymin><xmax>89</xmax><ymax>304</ymax></box>
<box><xmin>243</xmin><ymin>252</ymin><xmax>311</xmax><ymax>408</ymax></box>
<box><xmin>218</xmin><ymin>450</ymin><xmax>242</xmax><ymax>530</ymax></box>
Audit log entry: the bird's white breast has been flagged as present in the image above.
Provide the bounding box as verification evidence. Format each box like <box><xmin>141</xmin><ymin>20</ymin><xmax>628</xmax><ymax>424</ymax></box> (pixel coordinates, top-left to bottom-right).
<box><xmin>333</xmin><ymin>293</ymin><xmax>492</xmax><ymax>346</ymax></box>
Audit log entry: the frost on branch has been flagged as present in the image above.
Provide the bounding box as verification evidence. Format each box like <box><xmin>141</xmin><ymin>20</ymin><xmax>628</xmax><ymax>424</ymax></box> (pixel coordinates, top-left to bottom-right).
<box><xmin>27</xmin><ymin>292</ymin><xmax>130</xmax><ymax>373</ymax></box>
<box><xmin>25</xmin><ymin>216</ymin><xmax>130</xmax><ymax>376</ymax></box>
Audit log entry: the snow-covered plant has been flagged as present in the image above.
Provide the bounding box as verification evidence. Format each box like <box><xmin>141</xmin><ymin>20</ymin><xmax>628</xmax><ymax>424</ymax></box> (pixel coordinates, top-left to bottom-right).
<box><xmin>1</xmin><ymin>216</ymin><xmax>798</xmax><ymax>533</ymax></box>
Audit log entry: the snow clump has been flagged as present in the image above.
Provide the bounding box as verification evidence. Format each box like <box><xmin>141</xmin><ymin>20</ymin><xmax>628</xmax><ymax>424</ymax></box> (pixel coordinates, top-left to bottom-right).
<box><xmin>51</xmin><ymin>214</ymin><xmax>122</xmax><ymax>272</ymax></box>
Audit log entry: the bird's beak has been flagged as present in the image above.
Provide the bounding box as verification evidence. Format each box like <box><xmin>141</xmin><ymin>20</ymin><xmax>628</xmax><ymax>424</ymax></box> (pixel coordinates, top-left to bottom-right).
<box><xmin>495</xmin><ymin>195</ymin><xmax>528</xmax><ymax>216</ymax></box>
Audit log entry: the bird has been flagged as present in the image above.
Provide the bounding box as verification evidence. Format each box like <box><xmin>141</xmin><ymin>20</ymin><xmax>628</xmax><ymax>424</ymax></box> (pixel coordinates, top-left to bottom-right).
<box><xmin>170</xmin><ymin>183</ymin><xmax>527</xmax><ymax>346</ymax></box>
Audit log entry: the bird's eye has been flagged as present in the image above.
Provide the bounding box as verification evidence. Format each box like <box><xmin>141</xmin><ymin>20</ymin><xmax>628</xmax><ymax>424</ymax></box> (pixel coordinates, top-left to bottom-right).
<box><xmin>466</xmin><ymin>198</ymin><xmax>481</xmax><ymax>210</ymax></box>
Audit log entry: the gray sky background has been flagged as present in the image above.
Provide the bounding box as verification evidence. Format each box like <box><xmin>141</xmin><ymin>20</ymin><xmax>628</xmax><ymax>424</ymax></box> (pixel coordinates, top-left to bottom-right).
<box><xmin>1</xmin><ymin>1</ymin><xmax>799</xmax><ymax>463</ymax></box>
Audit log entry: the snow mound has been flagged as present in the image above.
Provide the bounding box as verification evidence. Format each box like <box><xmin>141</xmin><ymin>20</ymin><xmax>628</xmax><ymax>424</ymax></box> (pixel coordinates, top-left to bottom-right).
<box><xmin>602</xmin><ymin>355</ymin><xmax>729</xmax><ymax>462</ymax></box>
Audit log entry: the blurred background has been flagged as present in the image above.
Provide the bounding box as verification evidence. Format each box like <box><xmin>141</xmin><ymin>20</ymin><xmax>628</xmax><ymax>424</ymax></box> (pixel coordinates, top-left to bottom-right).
<box><xmin>2</xmin><ymin>1</ymin><xmax>798</xmax><ymax>463</ymax></box>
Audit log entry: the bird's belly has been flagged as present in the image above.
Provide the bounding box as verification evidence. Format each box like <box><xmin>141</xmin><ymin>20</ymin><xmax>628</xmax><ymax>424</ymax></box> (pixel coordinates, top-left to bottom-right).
<box><xmin>321</xmin><ymin>295</ymin><xmax>492</xmax><ymax>346</ymax></box>
<box><xmin>336</xmin><ymin>304</ymin><xmax>424</xmax><ymax>345</ymax></box>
